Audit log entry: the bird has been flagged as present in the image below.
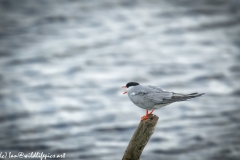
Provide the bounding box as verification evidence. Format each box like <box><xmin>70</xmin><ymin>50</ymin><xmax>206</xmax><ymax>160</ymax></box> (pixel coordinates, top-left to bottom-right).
<box><xmin>122</xmin><ymin>82</ymin><xmax>204</xmax><ymax>120</ymax></box>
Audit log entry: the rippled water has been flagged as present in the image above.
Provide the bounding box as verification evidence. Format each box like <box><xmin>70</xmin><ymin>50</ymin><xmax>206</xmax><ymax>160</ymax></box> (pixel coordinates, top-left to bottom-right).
<box><xmin>0</xmin><ymin>0</ymin><xmax>240</xmax><ymax>160</ymax></box>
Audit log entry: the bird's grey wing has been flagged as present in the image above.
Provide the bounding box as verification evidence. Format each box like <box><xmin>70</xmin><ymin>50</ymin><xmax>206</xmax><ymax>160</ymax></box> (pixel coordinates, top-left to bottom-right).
<box><xmin>134</xmin><ymin>86</ymin><xmax>173</xmax><ymax>104</ymax></box>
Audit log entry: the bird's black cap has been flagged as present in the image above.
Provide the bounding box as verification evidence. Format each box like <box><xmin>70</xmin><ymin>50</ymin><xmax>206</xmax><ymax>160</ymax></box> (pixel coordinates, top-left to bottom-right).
<box><xmin>126</xmin><ymin>82</ymin><xmax>140</xmax><ymax>88</ymax></box>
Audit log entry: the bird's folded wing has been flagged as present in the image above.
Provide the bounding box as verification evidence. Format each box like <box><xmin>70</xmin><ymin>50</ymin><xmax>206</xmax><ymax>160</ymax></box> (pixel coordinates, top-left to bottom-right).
<box><xmin>134</xmin><ymin>86</ymin><xmax>173</xmax><ymax>104</ymax></box>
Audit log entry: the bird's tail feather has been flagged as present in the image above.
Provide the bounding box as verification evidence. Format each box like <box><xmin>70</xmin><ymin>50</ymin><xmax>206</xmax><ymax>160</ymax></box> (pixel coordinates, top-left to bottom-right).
<box><xmin>172</xmin><ymin>92</ymin><xmax>205</xmax><ymax>101</ymax></box>
<box><xmin>161</xmin><ymin>92</ymin><xmax>204</xmax><ymax>104</ymax></box>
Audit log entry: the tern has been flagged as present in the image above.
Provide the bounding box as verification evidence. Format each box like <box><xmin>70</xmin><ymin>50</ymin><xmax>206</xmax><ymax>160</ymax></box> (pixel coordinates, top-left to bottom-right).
<box><xmin>122</xmin><ymin>82</ymin><xmax>204</xmax><ymax>120</ymax></box>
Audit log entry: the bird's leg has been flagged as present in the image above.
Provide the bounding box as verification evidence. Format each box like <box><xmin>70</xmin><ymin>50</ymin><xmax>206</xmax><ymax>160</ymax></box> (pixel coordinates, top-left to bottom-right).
<box><xmin>141</xmin><ymin>110</ymin><xmax>149</xmax><ymax>121</ymax></box>
<box><xmin>149</xmin><ymin>109</ymin><xmax>155</xmax><ymax>114</ymax></box>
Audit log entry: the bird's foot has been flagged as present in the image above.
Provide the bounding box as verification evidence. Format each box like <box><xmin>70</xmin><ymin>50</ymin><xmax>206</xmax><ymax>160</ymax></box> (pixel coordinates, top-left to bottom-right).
<box><xmin>149</xmin><ymin>109</ymin><xmax>154</xmax><ymax>115</ymax></box>
<box><xmin>141</xmin><ymin>115</ymin><xmax>149</xmax><ymax>121</ymax></box>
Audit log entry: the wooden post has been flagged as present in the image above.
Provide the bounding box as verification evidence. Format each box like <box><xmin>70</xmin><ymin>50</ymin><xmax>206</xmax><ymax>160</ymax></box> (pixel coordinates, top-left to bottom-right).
<box><xmin>122</xmin><ymin>114</ymin><xmax>159</xmax><ymax>160</ymax></box>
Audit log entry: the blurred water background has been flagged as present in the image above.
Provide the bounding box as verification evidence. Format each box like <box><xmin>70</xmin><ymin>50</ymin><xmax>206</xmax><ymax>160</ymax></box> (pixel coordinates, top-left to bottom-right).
<box><xmin>0</xmin><ymin>0</ymin><xmax>240</xmax><ymax>160</ymax></box>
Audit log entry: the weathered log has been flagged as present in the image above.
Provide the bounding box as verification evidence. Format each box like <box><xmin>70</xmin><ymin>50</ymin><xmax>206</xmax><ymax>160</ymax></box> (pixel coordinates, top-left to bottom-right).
<box><xmin>122</xmin><ymin>114</ymin><xmax>159</xmax><ymax>160</ymax></box>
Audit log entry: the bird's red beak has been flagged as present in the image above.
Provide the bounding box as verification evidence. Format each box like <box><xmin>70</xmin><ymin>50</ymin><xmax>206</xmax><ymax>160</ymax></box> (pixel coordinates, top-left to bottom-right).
<box><xmin>122</xmin><ymin>86</ymin><xmax>127</xmax><ymax>94</ymax></box>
